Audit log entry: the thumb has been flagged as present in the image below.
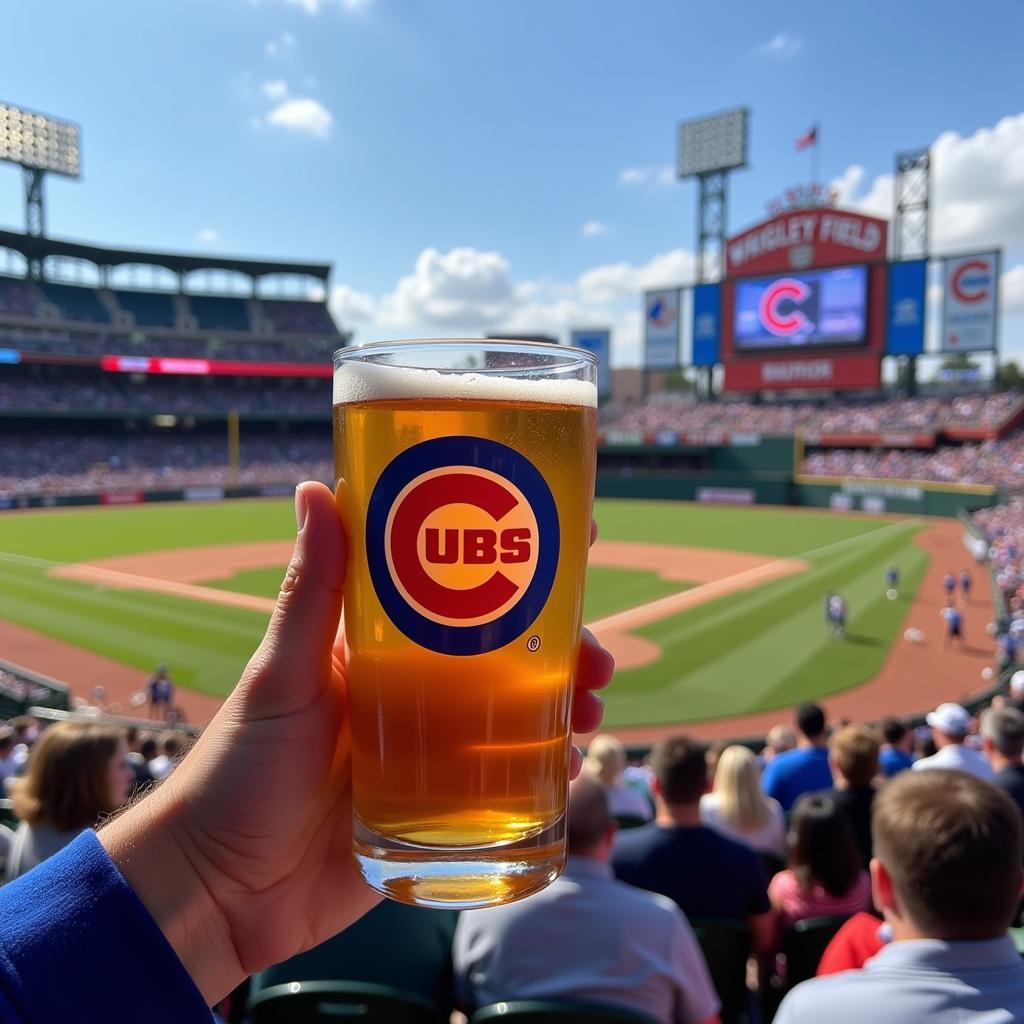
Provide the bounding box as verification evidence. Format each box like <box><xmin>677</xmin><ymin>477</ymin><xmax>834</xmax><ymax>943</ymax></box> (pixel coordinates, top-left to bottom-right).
<box><xmin>239</xmin><ymin>481</ymin><xmax>347</xmax><ymax>710</ymax></box>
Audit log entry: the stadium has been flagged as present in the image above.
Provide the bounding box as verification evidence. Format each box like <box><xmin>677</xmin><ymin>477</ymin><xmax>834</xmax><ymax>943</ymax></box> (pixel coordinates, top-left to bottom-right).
<box><xmin>1</xmin><ymin>73</ymin><xmax>1024</xmax><ymax>1024</ymax></box>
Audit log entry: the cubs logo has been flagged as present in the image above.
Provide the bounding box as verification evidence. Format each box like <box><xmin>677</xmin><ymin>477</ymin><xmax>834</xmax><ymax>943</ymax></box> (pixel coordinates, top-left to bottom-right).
<box><xmin>647</xmin><ymin>294</ymin><xmax>677</xmax><ymax>329</ymax></box>
<box><xmin>759</xmin><ymin>278</ymin><xmax>813</xmax><ymax>338</ymax></box>
<box><xmin>366</xmin><ymin>436</ymin><xmax>559</xmax><ymax>656</ymax></box>
<box><xmin>950</xmin><ymin>259</ymin><xmax>991</xmax><ymax>304</ymax></box>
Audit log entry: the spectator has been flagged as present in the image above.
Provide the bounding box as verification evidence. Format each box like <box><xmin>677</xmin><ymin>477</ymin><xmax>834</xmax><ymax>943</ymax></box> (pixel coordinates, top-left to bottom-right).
<box><xmin>582</xmin><ymin>734</ymin><xmax>653</xmax><ymax>821</ymax></box>
<box><xmin>761</xmin><ymin>702</ymin><xmax>833</xmax><ymax>812</ymax></box>
<box><xmin>454</xmin><ymin>774</ymin><xmax>721</xmax><ymax>1024</ymax></box>
<box><xmin>126</xmin><ymin>731</ymin><xmax>157</xmax><ymax>791</ymax></box>
<box><xmin>6</xmin><ymin>722</ymin><xmax>132</xmax><ymax>881</ymax></box>
<box><xmin>913</xmin><ymin>703</ymin><xmax>993</xmax><ymax>781</ymax></box>
<box><xmin>768</xmin><ymin>794</ymin><xmax>871</xmax><ymax>931</ymax></box>
<box><xmin>815</xmin><ymin>913</ymin><xmax>886</xmax><ymax>976</ymax></box>
<box><xmin>762</xmin><ymin>724</ymin><xmax>797</xmax><ymax>762</ymax></box>
<box><xmin>148</xmin><ymin>732</ymin><xmax>181</xmax><ymax>780</ymax></box>
<box><xmin>0</xmin><ymin>728</ymin><xmax>20</xmax><ymax>792</ymax></box>
<box><xmin>877</xmin><ymin>717</ymin><xmax>915</xmax><ymax>777</ymax></box>
<box><xmin>817</xmin><ymin>724</ymin><xmax>880</xmax><ymax>867</ymax></box>
<box><xmin>700</xmin><ymin>745</ymin><xmax>786</xmax><ymax>857</ymax></box>
<box><xmin>774</xmin><ymin>770</ymin><xmax>1024</xmax><ymax>1023</ymax></box>
<box><xmin>613</xmin><ymin>736</ymin><xmax>774</xmax><ymax>955</ymax></box>
<box><xmin>981</xmin><ymin>706</ymin><xmax>1024</xmax><ymax>818</ymax></box>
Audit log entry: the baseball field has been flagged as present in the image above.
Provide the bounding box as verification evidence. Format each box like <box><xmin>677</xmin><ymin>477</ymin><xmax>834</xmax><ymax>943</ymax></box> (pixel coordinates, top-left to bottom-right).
<box><xmin>0</xmin><ymin>498</ymin><xmax>995</xmax><ymax>738</ymax></box>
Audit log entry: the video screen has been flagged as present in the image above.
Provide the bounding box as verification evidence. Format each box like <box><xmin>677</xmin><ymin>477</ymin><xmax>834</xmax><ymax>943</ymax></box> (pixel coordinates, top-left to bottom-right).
<box><xmin>733</xmin><ymin>265</ymin><xmax>868</xmax><ymax>351</ymax></box>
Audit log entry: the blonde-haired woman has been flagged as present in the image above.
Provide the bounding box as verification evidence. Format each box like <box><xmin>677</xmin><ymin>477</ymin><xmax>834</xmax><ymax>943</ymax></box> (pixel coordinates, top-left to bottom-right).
<box><xmin>6</xmin><ymin>721</ymin><xmax>133</xmax><ymax>881</ymax></box>
<box><xmin>582</xmin><ymin>734</ymin><xmax>652</xmax><ymax>821</ymax></box>
<box><xmin>700</xmin><ymin>744</ymin><xmax>785</xmax><ymax>856</ymax></box>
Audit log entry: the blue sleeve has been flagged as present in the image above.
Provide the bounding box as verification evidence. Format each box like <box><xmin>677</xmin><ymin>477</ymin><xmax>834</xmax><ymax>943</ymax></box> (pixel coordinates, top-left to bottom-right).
<box><xmin>0</xmin><ymin>830</ymin><xmax>211</xmax><ymax>1023</ymax></box>
<box><xmin>761</xmin><ymin>758</ymin><xmax>782</xmax><ymax>802</ymax></box>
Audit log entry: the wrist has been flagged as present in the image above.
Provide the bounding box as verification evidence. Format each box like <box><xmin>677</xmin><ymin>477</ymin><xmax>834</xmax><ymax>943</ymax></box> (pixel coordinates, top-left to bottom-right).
<box><xmin>99</xmin><ymin>777</ymin><xmax>243</xmax><ymax>1004</ymax></box>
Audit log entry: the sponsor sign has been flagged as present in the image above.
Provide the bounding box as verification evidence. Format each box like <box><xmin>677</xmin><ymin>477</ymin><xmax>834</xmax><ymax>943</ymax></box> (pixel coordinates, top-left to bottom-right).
<box><xmin>691</xmin><ymin>283</ymin><xmax>721</xmax><ymax>366</ymax></box>
<box><xmin>829</xmin><ymin>493</ymin><xmax>854</xmax><ymax>511</ymax></box>
<box><xmin>724</xmin><ymin>354</ymin><xmax>881</xmax><ymax>391</ymax></box>
<box><xmin>862</xmin><ymin>496</ymin><xmax>887</xmax><ymax>515</ymax></box>
<box><xmin>365</xmin><ymin>436</ymin><xmax>559</xmax><ymax>657</ymax></box>
<box><xmin>942</xmin><ymin>251</ymin><xmax>999</xmax><ymax>352</ymax></box>
<box><xmin>696</xmin><ymin>487</ymin><xmax>755</xmax><ymax>505</ymax></box>
<box><xmin>840</xmin><ymin>481</ymin><xmax>924</xmax><ymax>501</ymax></box>
<box><xmin>100</xmin><ymin>492</ymin><xmax>144</xmax><ymax>505</ymax></box>
<box><xmin>570</xmin><ymin>329</ymin><xmax>611</xmax><ymax>397</ymax></box>
<box><xmin>726</xmin><ymin>208</ymin><xmax>887</xmax><ymax>278</ymax></box>
<box><xmin>886</xmin><ymin>259</ymin><xmax>927</xmax><ymax>356</ymax></box>
<box><xmin>100</xmin><ymin>355</ymin><xmax>332</xmax><ymax>378</ymax></box>
<box><xmin>643</xmin><ymin>289</ymin><xmax>681</xmax><ymax>369</ymax></box>
<box><xmin>184</xmin><ymin>486</ymin><xmax>226</xmax><ymax>502</ymax></box>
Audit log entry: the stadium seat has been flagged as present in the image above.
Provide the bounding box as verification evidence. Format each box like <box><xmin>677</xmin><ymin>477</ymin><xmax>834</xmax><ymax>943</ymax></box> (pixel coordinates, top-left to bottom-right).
<box><xmin>781</xmin><ymin>915</ymin><xmax>851</xmax><ymax>987</ymax></box>
<box><xmin>0</xmin><ymin>799</ymin><xmax>18</xmax><ymax>829</ymax></box>
<box><xmin>247</xmin><ymin>980</ymin><xmax>443</xmax><ymax>1023</ymax></box>
<box><xmin>469</xmin><ymin>1000</ymin><xmax>657</xmax><ymax>1023</ymax></box>
<box><xmin>688</xmin><ymin>918</ymin><xmax>751</xmax><ymax>1024</ymax></box>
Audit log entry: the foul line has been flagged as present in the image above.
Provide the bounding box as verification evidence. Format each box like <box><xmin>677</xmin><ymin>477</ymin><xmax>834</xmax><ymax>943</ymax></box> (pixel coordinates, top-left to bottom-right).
<box><xmin>587</xmin><ymin>517</ymin><xmax>921</xmax><ymax>634</ymax></box>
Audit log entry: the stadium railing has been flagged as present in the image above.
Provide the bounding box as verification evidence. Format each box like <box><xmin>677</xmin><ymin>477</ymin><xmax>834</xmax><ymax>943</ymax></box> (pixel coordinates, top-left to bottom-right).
<box><xmin>0</xmin><ymin>660</ymin><xmax>70</xmax><ymax>717</ymax></box>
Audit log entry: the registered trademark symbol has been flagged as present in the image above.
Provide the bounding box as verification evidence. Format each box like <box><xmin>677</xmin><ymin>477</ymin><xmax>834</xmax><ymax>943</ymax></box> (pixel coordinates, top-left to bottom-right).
<box><xmin>526</xmin><ymin>635</ymin><xmax>541</xmax><ymax>652</ymax></box>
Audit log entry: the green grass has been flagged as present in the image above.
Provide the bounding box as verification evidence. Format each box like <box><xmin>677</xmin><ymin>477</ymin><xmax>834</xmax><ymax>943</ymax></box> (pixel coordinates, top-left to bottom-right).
<box><xmin>0</xmin><ymin>498</ymin><xmax>929</xmax><ymax>721</ymax></box>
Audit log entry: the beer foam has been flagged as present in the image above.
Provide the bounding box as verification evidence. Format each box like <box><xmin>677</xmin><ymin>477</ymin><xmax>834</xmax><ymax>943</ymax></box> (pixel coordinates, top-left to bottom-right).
<box><xmin>333</xmin><ymin>359</ymin><xmax>598</xmax><ymax>408</ymax></box>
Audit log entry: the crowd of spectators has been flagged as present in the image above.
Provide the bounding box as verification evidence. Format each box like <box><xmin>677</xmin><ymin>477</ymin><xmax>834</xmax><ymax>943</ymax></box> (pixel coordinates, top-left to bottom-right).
<box><xmin>974</xmin><ymin>498</ymin><xmax>1024</xmax><ymax>649</ymax></box>
<box><xmin>0</xmin><ymin>429</ymin><xmax>330</xmax><ymax>497</ymax></box>
<box><xmin>0</xmin><ymin>329</ymin><xmax>338</xmax><ymax>363</ymax></box>
<box><xmin>0</xmin><ymin>376</ymin><xmax>331</xmax><ymax>416</ymax></box>
<box><xmin>801</xmin><ymin>430</ymin><xmax>1024</xmax><ymax>489</ymax></box>
<box><xmin>605</xmin><ymin>391</ymin><xmax>1023</xmax><ymax>439</ymax></box>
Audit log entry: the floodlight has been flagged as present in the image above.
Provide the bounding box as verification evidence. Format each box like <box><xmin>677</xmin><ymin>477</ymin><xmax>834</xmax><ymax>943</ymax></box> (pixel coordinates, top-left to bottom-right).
<box><xmin>677</xmin><ymin>108</ymin><xmax>748</xmax><ymax>179</ymax></box>
<box><xmin>0</xmin><ymin>101</ymin><xmax>80</xmax><ymax>178</ymax></box>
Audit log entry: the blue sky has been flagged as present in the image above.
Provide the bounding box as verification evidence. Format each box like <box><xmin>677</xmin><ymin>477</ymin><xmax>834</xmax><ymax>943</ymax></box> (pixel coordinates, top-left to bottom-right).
<box><xmin>2</xmin><ymin>0</ymin><xmax>1023</xmax><ymax>363</ymax></box>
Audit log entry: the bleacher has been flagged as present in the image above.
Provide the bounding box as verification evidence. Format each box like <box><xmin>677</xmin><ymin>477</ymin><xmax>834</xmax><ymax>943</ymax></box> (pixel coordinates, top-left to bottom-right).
<box><xmin>189</xmin><ymin>294</ymin><xmax>251</xmax><ymax>332</ymax></box>
<box><xmin>37</xmin><ymin>281</ymin><xmax>111</xmax><ymax>323</ymax></box>
<box><xmin>113</xmin><ymin>288</ymin><xmax>177</xmax><ymax>328</ymax></box>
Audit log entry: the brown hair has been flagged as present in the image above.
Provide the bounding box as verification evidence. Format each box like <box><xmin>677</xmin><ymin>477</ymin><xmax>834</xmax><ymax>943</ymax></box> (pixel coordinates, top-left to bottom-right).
<box><xmin>873</xmin><ymin>769</ymin><xmax>1023</xmax><ymax>938</ymax></box>
<box><xmin>650</xmin><ymin>735</ymin><xmax>707</xmax><ymax>806</ymax></box>
<box><xmin>11</xmin><ymin>722</ymin><xmax>125</xmax><ymax>831</ymax></box>
<box><xmin>566</xmin><ymin>774</ymin><xmax>612</xmax><ymax>855</ymax></box>
<box><xmin>829</xmin><ymin>724</ymin><xmax>881</xmax><ymax>787</ymax></box>
<box><xmin>788</xmin><ymin>794</ymin><xmax>862</xmax><ymax>897</ymax></box>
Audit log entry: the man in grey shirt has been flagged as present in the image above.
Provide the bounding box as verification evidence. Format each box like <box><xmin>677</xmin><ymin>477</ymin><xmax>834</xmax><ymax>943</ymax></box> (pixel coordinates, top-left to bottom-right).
<box><xmin>775</xmin><ymin>769</ymin><xmax>1024</xmax><ymax>1023</ymax></box>
<box><xmin>454</xmin><ymin>774</ymin><xmax>721</xmax><ymax>1024</ymax></box>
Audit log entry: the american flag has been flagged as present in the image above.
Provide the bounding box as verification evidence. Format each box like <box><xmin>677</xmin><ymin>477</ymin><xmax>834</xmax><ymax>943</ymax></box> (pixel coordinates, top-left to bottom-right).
<box><xmin>796</xmin><ymin>124</ymin><xmax>818</xmax><ymax>151</ymax></box>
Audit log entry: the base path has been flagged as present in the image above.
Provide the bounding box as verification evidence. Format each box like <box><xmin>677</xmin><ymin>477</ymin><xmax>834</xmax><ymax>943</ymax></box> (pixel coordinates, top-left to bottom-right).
<box><xmin>588</xmin><ymin>518</ymin><xmax>996</xmax><ymax>745</ymax></box>
<box><xmin>0</xmin><ymin>619</ymin><xmax>223</xmax><ymax>724</ymax></box>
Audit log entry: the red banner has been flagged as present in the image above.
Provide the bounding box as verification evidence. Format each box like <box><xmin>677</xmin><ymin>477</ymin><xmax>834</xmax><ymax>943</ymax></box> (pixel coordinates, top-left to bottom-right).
<box><xmin>723</xmin><ymin>354</ymin><xmax>881</xmax><ymax>392</ymax></box>
<box><xmin>99</xmin><ymin>355</ymin><xmax>331</xmax><ymax>378</ymax></box>
<box><xmin>100</xmin><ymin>491</ymin><xmax>144</xmax><ymax>505</ymax></box>
<box><xmin>805</xmin><ymin>432</ymin><xmax>936</xmax><ymax>449</ymax></box>
<box><xmin>726</xmin><ymin>208</ymin><xmax>888</xmax><ymax>278</ymax></box>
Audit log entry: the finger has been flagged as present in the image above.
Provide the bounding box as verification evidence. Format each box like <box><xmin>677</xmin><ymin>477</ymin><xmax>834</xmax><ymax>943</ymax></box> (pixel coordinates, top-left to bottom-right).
<box><xmin>571</xmin><ymin>689</ymin><xmax>604</xmax><ymax>735</ymax></box>
<box><xmin>576</xmin><ymin>628</ymin><xmax>614</xmax><ymax>692</ymax></box>
<box><xmin>241</xmin><ymin>482</ymin><xmax>346</xmax><ymax>708</ymax></box>
<box><xmin>590</xmin><ymin>518</ymin><xmax>598</xmax><ymax>547</ymax></box>
<box><xmin>569</xmin><ymin>746</ymin><xmax>583</xmax><ymax>780</ymax></box>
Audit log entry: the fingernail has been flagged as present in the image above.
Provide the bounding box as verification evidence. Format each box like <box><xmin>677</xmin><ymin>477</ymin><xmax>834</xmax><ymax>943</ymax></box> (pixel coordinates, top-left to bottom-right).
<box><xmin>295</xmin><ymin>485</ymin><xmax>307</xmax><ymax>531</ymax></box>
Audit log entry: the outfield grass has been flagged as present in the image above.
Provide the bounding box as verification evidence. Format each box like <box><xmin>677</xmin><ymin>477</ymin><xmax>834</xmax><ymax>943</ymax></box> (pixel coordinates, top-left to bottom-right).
<box><xmin>0</xmin><ymin>499</ymin><xmax>928</xmax><ymax>720</ymax></box>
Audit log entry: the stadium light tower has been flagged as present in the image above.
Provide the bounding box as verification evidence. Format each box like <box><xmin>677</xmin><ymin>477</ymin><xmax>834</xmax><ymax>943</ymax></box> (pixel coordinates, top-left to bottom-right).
<box><xmin>677</xmin><ymin>108</ymin><xmax>749</xmax><ymax>284</ymax></box>
<box><xmin>0</xmin><ymin>102</ymin><xmax>81</xmax><ymax>276</ymax></box>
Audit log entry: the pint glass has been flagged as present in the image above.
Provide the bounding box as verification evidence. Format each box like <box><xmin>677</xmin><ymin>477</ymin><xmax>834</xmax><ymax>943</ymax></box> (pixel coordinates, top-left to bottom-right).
<box><xmin>333</xmin><ymin>339</ymin><xmax>597</xmax><ymax>908</ymax></box>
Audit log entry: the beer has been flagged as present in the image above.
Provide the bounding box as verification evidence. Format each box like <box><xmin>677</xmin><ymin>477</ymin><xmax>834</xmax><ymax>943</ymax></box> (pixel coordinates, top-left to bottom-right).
<box><xmin>333</xmin><ymin>343</ymin><xmax>597</xmax><ymax>907</ymax></box>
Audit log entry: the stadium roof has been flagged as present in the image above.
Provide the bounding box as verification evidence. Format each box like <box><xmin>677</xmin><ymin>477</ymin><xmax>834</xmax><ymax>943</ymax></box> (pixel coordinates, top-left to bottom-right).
<box><xmin>0</xmin><ymin>228</ymin><xmax>330</xmax><ymax>281</ymax></box>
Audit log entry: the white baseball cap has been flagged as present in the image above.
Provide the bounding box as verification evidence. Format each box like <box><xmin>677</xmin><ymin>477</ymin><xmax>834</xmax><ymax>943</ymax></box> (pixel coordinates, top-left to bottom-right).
<box><xmin>1010</xmin><ymin>670</ymin><xmax>1024</xmax><ymax>698</ymax></box>
<box><xmin>926</xmin><ymin>702</ymin><xmax>971</xmax><ymax>737</ymax></box>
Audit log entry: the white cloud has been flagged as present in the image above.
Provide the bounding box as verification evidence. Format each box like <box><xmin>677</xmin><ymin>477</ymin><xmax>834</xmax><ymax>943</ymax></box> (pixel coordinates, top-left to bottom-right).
<box><xmin>327</xmin><ymin>245</ymin><xmax>696</xmax><ymax>366</ymax></box>
<box><xmin>266</xmin><ymin>96</ymin><xmax>333</xmax><ymax>140</ymax></box>
<box><xmin>260</xmin><ymin>78</ymin><xmax>290</xmax><ymax>101</ymax></box>
<box><xmin>832</xmin><ymin>111</ymin><xmax>1024</xmax><ymax>251</ymax></box>
<box><xmin>264</xmin><ymin>31</ymin><xmax>296</xmax><ymax>57</ymax></box>
<box><xmin>618</xmin><ymin>165</ymin><xmax>675</xmax><ymax>187</ymax></box>
<box><xmin>197</xmin><ymin>228</ymin><xmax>219</xmax><ymax>244</ymax></box>
<box><xmin>1003</xmin><ymin>264</ymin><xmax>1024</xmax><ymax>315</ymax></box>
<box><xmin>755</xmin><ymin>33</ymin><xmax>803</xmax><ymax>59</ymax></box>
<box><xmin>581</xmin><ymin>220</ymin><xmax>607</xmax><ymax>238</ymax></box>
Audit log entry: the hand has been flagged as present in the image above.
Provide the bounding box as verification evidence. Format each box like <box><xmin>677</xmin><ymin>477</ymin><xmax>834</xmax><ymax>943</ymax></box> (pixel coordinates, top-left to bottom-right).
<box><xmin>101</xmin><ymin>481</ymin><xmax>613</xmax><ymax>1004</ymax></box>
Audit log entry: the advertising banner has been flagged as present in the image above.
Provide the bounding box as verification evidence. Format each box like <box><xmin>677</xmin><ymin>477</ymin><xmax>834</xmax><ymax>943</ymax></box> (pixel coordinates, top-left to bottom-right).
<box><xmin>942</xmin><ymin>251</ymin><xmax>999</xmax><ymax>352</ymax></box>
<box><xmin>886</xmin><ymin>259</ymin><xmax>927</xmax><ymax>355</ymax></box>
<box><xmin>643</xmin><ymin>289</ymin><xmax>681</xmax><ymax>369</ymax></box>
<box><xmin>723</xmin><ymin>353</ymin><xmax>881</xmax><ymax>392</ymax></box>
<box><xmin>691</xmin><ymin>283</ymin><xmax>722</xmax><ymax>366</ymax></box>
<box><xmin>570</xmin><ymin>329</ymin><xmax>612</xmax><ymax>397</ymax></box>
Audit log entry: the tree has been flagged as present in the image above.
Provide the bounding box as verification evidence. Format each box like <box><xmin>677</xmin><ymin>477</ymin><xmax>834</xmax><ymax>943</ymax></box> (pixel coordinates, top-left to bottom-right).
<box><xmin>939</xmin><ymin>352</ymin><xmax>980</xmax><ymax>372</ymax></box>
<box><xmin>997</xmin><ymin>361</ymin><xmax>1024</xmax><ymax>391</ymax></box>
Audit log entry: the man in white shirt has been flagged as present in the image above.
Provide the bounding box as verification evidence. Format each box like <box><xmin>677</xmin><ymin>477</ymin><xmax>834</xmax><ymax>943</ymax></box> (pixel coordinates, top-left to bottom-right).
<box><xmin>912</xmin><ymin>703</ymin><xmax>993</xmax><ymax>781</ymax></box>
<box><xmin>453</xmin><ymin>774</ymin><xmax>720</xmax><ymax>1024</ymax></box>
